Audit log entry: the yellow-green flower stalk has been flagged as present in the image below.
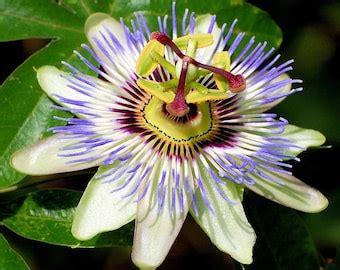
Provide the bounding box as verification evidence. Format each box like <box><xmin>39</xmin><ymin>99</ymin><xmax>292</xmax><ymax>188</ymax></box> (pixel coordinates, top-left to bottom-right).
<box><xmin>11</xmin><ymin>2</ymin><xmax>328</xmax><ymax>269</ymax></box>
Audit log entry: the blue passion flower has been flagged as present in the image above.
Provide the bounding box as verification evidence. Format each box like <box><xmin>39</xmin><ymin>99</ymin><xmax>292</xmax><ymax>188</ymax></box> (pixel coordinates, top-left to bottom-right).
<box><xmin>11</xmin><ymin>3</ymin><xmax>328</xmax><ymax>269</ymax></box>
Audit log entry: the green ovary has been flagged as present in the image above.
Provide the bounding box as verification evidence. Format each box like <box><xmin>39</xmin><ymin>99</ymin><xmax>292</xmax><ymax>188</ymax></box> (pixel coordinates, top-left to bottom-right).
<box><xmin>143</xmin><ymin>97</ymin><xmax>212</xmax><ymax>141</ymax></box>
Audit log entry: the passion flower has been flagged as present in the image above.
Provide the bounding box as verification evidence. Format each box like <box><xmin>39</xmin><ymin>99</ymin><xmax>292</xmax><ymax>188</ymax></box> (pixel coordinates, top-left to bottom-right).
<box><xmin>11</xmin><ymin>2</ymin><xmax>328</xmax><ymax>269</ymax></box>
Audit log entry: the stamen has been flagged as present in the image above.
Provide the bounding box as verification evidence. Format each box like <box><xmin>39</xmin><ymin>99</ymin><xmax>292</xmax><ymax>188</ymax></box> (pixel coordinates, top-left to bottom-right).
<box><xmin>149</xmin><ymin>50</ymin><xmax>176</xmax><ymax>77</ymax></box>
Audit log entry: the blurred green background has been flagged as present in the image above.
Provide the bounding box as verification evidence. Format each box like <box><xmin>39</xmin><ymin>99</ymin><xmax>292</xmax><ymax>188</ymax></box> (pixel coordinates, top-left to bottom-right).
<box><xmin>0</xmin><ymin>0</ymin><xmax>339</xmax><ymax>269</ymax></box>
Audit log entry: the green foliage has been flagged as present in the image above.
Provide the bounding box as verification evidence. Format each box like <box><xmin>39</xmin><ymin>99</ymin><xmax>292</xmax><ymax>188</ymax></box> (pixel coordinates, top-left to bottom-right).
<box><xmin>0</xmin><ymin>40</ymin><xmax>81</xmax><ymax>187</ymax></box>
<box><xmin>0</xmin><ymin>189</ymin><xmax>133</xmax><ymax>247</ymax></box>
<box><xmin>0</xmin><ymin>234</ymin><xmax>29</xmax><ymax>270</ymax></box>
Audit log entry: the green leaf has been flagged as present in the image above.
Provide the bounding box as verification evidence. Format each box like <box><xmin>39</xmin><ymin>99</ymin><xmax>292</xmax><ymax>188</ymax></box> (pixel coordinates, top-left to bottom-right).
<box><xmin>244</xmin><ymin>192</ymin><xmax>321</xmax><ymax>270</ymax></box>
<box><xmin>0</xmin><ymin>0</ymin><xmax>83</xmax><ymax>41</ymax></box>
<box><xmin>0</xmin><ymin>234</ymin><xmax>30</xmax><ymax>270</ymax></box>
<box><xmin>0</xmin><ymin>189</ymin><xmax>133</xmax><ymax>247</ymax></box>
<box><xmin>0</xmin><ymin>0</ymin><xmax>282</xmax><ymax>187</ymax></box>
<box><xmin>0</xmin><ymin>40</ymin><xmax>83</xmax><ymax>187</ymax></box>
<box><xmin>217</xmin><ymin>3</ymin><xmax>282</xmax><ymax>49</ymax></box>
<box><xmin>110</xmin><ymin>0</ymin><xmax>241</xmax><ymax>17</ymax></box>
<box><xmin>58</xmin><ymin>0</ymin><xmax>114</xmax><ymax>20</ymax></box>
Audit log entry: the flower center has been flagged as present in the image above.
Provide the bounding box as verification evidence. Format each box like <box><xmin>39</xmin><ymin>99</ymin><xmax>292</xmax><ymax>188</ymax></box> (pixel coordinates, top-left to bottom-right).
<box><xmin>143</xmin><ymin>97</ymin><xmax>212</xmax><ymax>141</ymax></box>
<box><xmin>135</xmin><ymin>32</ymin><xmax>246</xmax><ymax>118</ymax></box>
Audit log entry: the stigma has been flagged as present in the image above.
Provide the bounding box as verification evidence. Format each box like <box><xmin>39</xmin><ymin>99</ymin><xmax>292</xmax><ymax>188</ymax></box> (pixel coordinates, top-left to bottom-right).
<box><xmin>135</xmin><ymin>32</ymin><xmax>246</xmax><ymax>117</ymax></box>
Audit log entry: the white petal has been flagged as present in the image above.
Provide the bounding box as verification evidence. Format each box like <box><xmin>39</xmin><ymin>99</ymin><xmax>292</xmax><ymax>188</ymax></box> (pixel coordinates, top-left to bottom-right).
<box><xmin>194</xmin><ymin>14</ymin><xmax>222</xmax><ymax>63</ymax></box>
<box><xmin>38</xmin><ymin>65</ymin><xmax>125</xmax><ymax>122</ymax></box>
<box><xmin>71</xmin><ymin>164</ymin><xmax>137</xmax><ymax>240</ymax></box>
<box><xmin>85</xmin><ymin>13</ymin><xmax>135</xmax><ymax>80</ymax></box>
<box><xmin>278</xmin><ymin>124</ymin><xmax>326</xmax><ymax>157</ymax></box>
<box><xmin>242</xmin><ymin>73</ymin><xmax>293</xmax><ymax>114</ymax></box>
<box><xmin>131</xmin><ymin>181</ymin><xmax>189</xmax><ymax>268</ymax></box>
<box><xmin>38</xmin><ymin>66</ymin><xmax>88</xmax><ymax>104</ymax></box>
<box><xmin>85</xmin><ymin>13</ymin><xmax>127</xmax><ymax>50</ymax></box>
<box><xmin>11</xmin><ymin>134</ymin><xmax>101</xmax><ymax>175</ymax></box>
<box><xmin>248</xmin><ymin>170</ymin><xmax>328</xmax><ymax>213</ymax></box>
<box><xmin>191</xmin><ymin>168</ymin><xmax>256</xmax><ymax>264</ymax></box>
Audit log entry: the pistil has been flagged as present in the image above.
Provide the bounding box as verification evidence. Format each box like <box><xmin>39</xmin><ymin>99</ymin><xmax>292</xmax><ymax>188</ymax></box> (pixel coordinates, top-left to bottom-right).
<box><xmin>151</xmin><ymin>32</ymin><xmax>246</xmax><ymax>92</ymax></box>
<box><xmin>191</xmin><ymin>60</ymin><xmax>246</xmax><ymax>92</ymax></box>
<box><xmin>166</xmin><ymin>60</ymin><xmax>190</xmax><ymax>117</ymax></box>
<box><xmin>150</xmin><ymin>32</ymin><xmax>185</xmax><ymax>59</ymax></box>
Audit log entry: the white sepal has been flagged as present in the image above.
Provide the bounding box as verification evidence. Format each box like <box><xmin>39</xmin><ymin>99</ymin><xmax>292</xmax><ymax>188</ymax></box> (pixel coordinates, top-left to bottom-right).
<box><xmin>191</xmin><ymin>165</ymin><xmax>256</xmax><ymax>264</ymax></box>
<box><xmin>248</xmin><ymin>169</ymin><xmax>328</xmax><ymax>213</ymax></box>
<box><xmin>72</xmin><ymin>164</ymin><xmax>137</xmax><ymax>240</ymax></box>
<box><xmin>11</xmin><ymin>134</ymin><xmax>101</xmax><ymax>175</ymax></box>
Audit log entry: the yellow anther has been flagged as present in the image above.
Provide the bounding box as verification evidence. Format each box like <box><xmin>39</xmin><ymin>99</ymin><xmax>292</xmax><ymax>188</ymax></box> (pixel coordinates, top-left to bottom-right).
<box><xmin>212</xmin><ymin>51</ymin><xmax>231</xmax><ymax>92</ymax></box>
<box><xmin>137</xmin><ymin>78</ymin><xmax>175</xmax><ymax>103</ymax></box>
<box><xmin>186</xmin><ymin>89</ymin><xmax>228</xmax><ymax>104</ymax></box>
<box><xmin>136</xmin><ymin>40</ymin><xmax>165</xmax><ymax>77</ymax></box>
<box><xmin>173</xmin><ymin>34</ymin><xmax>213</xmax><ymax>50</ymax></box>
